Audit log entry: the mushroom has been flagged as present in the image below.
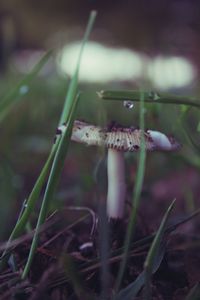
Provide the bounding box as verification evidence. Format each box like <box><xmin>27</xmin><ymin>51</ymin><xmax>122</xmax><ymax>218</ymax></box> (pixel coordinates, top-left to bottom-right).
<box><xmin>56</xmin><ymin>120</ymin><xmax>181</xmax><ymax>219</ymax></box>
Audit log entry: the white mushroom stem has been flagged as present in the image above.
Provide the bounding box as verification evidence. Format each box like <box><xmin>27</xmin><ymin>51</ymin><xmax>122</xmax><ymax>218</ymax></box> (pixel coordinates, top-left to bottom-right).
<box><xmin>107</xmin><ymin>148</ymin><xmax>126</xmax><ymax>219</ymax></box>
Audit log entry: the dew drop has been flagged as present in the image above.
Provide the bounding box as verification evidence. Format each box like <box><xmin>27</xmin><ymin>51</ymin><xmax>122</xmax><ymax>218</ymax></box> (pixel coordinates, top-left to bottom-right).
<box><xmin>19</xmin><ymin>85</ymin><xmax>29</xmax><ymax>95</ymax></box>
<box><xmin>123</xmin><ymin>100</ymin><xmax>134</xmax><ymax>109</ymax></box>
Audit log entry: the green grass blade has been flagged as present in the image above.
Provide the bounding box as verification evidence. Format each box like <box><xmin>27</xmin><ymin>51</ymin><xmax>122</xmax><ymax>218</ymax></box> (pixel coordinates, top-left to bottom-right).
<box><xmin>0</xmin><ymin>50</ymin><xmax>52</xmax><ymax>121</ymax></box>
<box><xmin>59</xmin><ymin>10</ymin><xmax>97</xmax><ymax>125</ymax></box>
<box><xmin>185</xmin><ymin>283</ymin><xmax>200</xmax><ymax>300</ymax></box>
<box><xmin>8</xmin><ymin>148</ymin><xmax>57</xmax><ymax>240</ymax></box>
<box><xmin>0</xmin><ymin>11</ymin><xmax>96</xmax><ymax>273</ymax></box>
<box><xmin>178</xmin><ymin>107</ymin><xmax>200</xmax><ymax>155</ymax></box>
<box><xmin>116</xmin><ymin>271</ymin><xmax>145</xmax><ymax>300</ymax></box>
<box><xmin>98</xmin><ymin>90</ymin><xmax>200</xmax><ymax>109</ymax></box>
<box><xmin>22</xmin><ymin>93</ymin><xmax>80</xmax><ymax>279</ymax></box>
<box><xmin>60</xmin><ymin>253</ymin><xmax>96</xmax><ymax>300</ymax></box>
<box><xmin>0</xmin><ymin>10</ymin><xmax>97</xmax><ymax>275</ymax></box>
<box><xmin>0</xmin><ymin>144</ymin><xmax>58</xmax><ymax>270</ymax></box>
<box><xmin>8</xmin><ymin>9</ymin><xmax>96</xmax><ymax>241</ymax></box>
<box><xmin>21</xmin><ymin>10</ymin><xmax>97</xmax><ymax>279</ymax></box>
<box><xmin>115</xmin><ymin>89</ymin><xmax>146</xmax><ymax>291</ymax></box>
<box><xmin>143</xmin><ymin>199</ymin><xmax>176</xmax><ymax>300</ymax></box>
<box><xmin>114</xmin><ymin>244</ymin><xmax>165</xmax><ymax>300</ymax></box>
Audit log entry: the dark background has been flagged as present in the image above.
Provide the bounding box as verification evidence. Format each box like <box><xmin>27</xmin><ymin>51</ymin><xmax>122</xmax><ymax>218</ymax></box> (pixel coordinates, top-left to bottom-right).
<box><xmin>0</xmin><ymin>0</ymin><xmax>200</xmax><ymax>65</ymax></box>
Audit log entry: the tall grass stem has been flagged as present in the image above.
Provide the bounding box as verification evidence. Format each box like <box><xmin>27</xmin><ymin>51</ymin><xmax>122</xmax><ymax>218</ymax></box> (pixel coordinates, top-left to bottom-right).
<box><xmin>115</xmin><ymin>89</ymin><xmax>146</xmax><ymax>291</ymax></box>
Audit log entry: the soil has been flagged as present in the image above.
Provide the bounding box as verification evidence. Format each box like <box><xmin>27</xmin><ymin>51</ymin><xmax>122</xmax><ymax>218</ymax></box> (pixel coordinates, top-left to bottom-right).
<box><xmin>0</xmin><ymin>202</ymin><xmax>200</xmax><ymax>300</ymax></box>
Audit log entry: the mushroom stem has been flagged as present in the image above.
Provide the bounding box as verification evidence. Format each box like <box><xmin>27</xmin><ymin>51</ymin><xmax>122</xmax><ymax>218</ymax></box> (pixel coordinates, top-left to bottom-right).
<box><xmin>107</xmin><ymin>148</ymin><xmax>126</xmax><ymax>219</ymax></box>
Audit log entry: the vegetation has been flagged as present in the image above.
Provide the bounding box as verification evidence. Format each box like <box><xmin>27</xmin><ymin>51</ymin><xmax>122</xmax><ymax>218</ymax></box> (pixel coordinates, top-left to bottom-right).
<box><xmin>0</xmin><ymin>11</ymin><xmax>200</xmax><ymax>300</ymax></box>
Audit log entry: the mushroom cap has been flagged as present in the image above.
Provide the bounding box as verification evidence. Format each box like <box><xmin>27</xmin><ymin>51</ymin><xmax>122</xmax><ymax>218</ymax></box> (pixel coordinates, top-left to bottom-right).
<box><xmin>71</xmin><ymin>120</ymin><xmax>181</xmax><ymax>152</ymax></box>
<box><xmin>71</xmin><ymin>120</ymin><xmax>106</xmax><ymax>146</ymax></box>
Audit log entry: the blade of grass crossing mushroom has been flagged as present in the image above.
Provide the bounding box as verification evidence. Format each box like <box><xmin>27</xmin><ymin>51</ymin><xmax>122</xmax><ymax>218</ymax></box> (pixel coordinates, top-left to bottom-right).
<box><xmin>59</xmin><ymin>10</ymin><xmax>97</xmax><ymax>125</ymax></box>
<box><xmin>143</xmin><ymin>199</ymin><xmax>176</xmax><ymax>300</ymax></box>
<box><xmin>0</xmin><ymin>144</ymin><xmax>58</xmax><ymax>270</ymax></box>
<box><xmin>185</xmin><ymin>283</ymin><xmax>200</xmax><ymax>300</ymax></box>
<box><xmin>0</xmin><ymin>50</ymin><xmax>52</xmax><ymax>122</ymax></box>
<box><xmin>115</xmin><ymin>89</ymin><xmax>146</xmax><ymax>291</ymax></box>
<box><xmin>22</xmin><ymin>93</ymin><xmax>80</xmax><ymax>279</ymax></box>
<box><xmin>98</xmin><ymin>90</ymin><xmax>200</xmax><ymax>109</ymax></box>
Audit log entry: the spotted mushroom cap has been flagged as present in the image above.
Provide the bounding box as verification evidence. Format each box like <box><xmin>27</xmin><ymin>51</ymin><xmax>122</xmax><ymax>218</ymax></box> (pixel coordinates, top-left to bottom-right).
<box><xmin>71</xmin><ymin>120</ymin><xmax>181</xmax><ymax>152</ymax></box>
